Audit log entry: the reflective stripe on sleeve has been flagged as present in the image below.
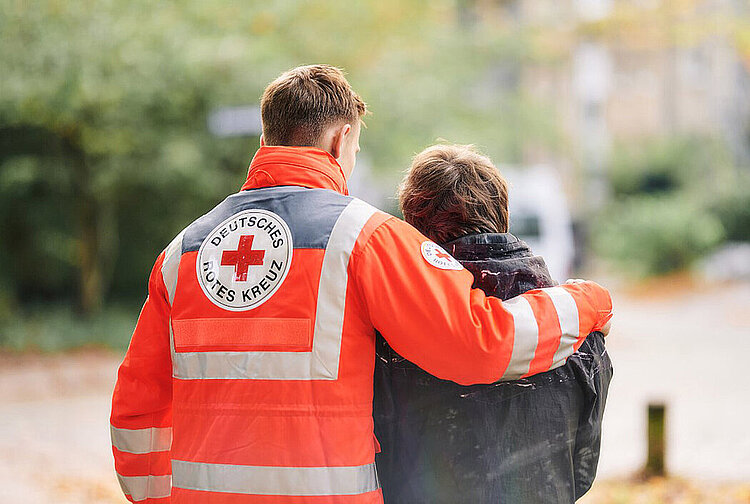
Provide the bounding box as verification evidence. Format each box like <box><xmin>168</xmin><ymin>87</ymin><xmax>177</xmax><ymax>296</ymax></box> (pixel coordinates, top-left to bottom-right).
<box><xmin>161</xmin><ymin>230</ymin><xmax>186</xmax><ymax>371</ymax></box>
<box><xmin>117</xmin><ymin>474</ymin><xmax>172</xmax><ymax>502</ymax></box>
<box><xmin>545</xmin><ymin>286</ymin><xmax>581</xmax><ymax>368</ymax></box>
<box><xmin>171</xmin><ymin>198</ymin><xmax>378</xmax><ymax>381</ymax></box>
<box><xmin>500</xmin><ymin>296</ymin><xmax>540</xmax><ymax>380</ymax></box>
<box><xmin>161</xmin><ymin>229</ymin><xmax>186</xmax><ymax>306</ymax></box>
<box><xmin>111</xmin><ymin>426</ymin><xmax>172</xmax><ymax>454</ymax></box>
<box><xmin>172</xmin><ymin>460</ymin><xmax>379</xmax><ymax>496</ymax></box>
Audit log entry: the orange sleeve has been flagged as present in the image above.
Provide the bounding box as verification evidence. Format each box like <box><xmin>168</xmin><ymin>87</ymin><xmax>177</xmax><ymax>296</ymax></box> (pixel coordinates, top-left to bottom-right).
<box><xmin>110</xmin><ymin>252</ymin><xmax>173</xmax><ymax>503</ymax></box>
<box><xmin>353</xmin><ymin>217</ymin><xmax>612</xmax><ymax>385</ymax></box>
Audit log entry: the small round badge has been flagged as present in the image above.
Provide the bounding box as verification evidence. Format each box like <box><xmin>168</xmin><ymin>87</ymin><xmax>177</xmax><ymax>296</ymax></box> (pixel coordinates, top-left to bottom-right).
<box><xmin>196</xmin><ymin>209</ymin><xmax>293</xmax><ymax>311</ymax></box>
<box><xmin>420</xmin><ymin>241</ymin><xmax>463</xmax><ymax>270</ymax></box>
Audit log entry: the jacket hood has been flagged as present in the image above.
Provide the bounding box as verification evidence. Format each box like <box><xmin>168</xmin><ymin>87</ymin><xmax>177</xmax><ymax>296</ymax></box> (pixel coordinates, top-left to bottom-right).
<box><xmin>443</xmin><ymin>233</ymin><xmax>555</xmax><ymax>300</ymax></box>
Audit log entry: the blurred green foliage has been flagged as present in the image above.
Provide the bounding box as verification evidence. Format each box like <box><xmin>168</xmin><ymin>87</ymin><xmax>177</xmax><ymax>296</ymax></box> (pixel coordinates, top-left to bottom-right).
<box><xmin>594</xmin><ymin>194</ymin><xmax>725</xmax><ymax>276</ymax></box>
<box><xmin>0</xmin><ymin>0</ymin><xmax>558</xmax><ymax>318</ymax></box>
<box><xmin>0</xmin><ymin>303</ymin><xmax>134</xmax><ymax>352</ymax></box>
<box><xmin>594</xmin><ymin>137</ymin><xmax>746</xmax><ymax>276</ymax></box>
<box><xmin>5</xmin><ymin>0</ymin><xmax>744</xmax><ymax>347</ymax></box>
<box><xmin>607</xmin><ymin>138</ymin><xmax>721</xmax><ymax>198</ymax></box>
<box><xmin>710</xmin><ymin>184</ymin><xmax>750</xmax><ymax>242</ymax></box>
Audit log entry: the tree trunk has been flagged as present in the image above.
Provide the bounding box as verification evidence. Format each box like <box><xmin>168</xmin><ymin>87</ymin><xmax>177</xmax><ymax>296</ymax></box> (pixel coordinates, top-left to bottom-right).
<box><xmin>66</xmin><ymin>138</ymin><xmax>103</xmax><ymax>316</ymax></box>
<box><xmin>76</xmin><ymin>178</ymin><xmax>103</xmax><ymax>316</ymax></box>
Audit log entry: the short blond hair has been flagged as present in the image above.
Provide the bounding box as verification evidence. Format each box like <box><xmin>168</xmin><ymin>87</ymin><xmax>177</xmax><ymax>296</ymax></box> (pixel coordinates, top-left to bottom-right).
<box><xmin>260</xmin><ymin>65</ymin><xmax>367</xmax><ymax>147</ymax></box>
<box><xmin>399</xmin><ymin>144</ymin><xmax>509</xmax><ymax>244</ymax></box>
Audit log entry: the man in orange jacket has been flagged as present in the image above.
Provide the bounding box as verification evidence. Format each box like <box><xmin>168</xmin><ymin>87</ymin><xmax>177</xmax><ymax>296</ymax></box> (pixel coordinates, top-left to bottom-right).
<box><xmin>110</xmin><ymin>64</ymin><xmax>613</xmax><ymax>503</ymax></box>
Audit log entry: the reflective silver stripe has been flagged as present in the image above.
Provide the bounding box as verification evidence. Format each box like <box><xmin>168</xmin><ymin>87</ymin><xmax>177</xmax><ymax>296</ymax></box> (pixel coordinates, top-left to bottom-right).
<box><xmin>117</xmin><ymin>474</ymin><xmax>171</xmax><ymax>502</ymax></box>
<box><xmin>111</xmin><ymin>426</ymin><xmax>172</xmax><ymax>454</ymax></box>
<box><xmin>161</xmin><ymin>230</ymin><xmax>185</xmax><ymax>375</ymax></box>
<box><xmin>310</xmin><ymin>198</ymin><xmax>376</xmax><ymax>379</ymax></box>
<box><xmin>161</xmin><ymin>229</ymin><xmax>186</xmax><ymax>305</ymax></box>
<box><xmin>546</xmin><ymin>286</ymin><xmax>581</xmax><ymax>368</ymax></box>
<box><xmin>500</xmin><ymin>296</ymin><xmax>539</xmax><ymax>380</ymax></box>
<box><xmin>172</xmin><ymin>198</ymin><xmax>378</xmax><ymax>380</ymax></box>
<box><xmin>172</xmin><ymin>460</ymin><xmax>379</xmax><ymax>496</ymax></box>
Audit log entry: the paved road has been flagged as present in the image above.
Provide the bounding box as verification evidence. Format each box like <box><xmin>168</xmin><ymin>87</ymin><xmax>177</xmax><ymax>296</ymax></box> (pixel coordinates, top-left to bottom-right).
<box><xmin>595</xmin><ymin>280</ymin><xmax>750</xmax><ymax>482</ymax></box>
<box><xmin>0</xmin><ymin>352</ymin><xmax>124</xmax><ymax>503</ymax></box>
<box><xmin>1</xmin><ymin>281</ymin><xmax>748</xmax><ymax>503</ymax></box>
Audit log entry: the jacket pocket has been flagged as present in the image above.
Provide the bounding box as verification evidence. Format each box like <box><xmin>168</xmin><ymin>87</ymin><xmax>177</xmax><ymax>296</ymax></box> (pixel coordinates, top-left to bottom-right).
<box><xmin>171</xmin><ymin>317</ymin><xmax>312</xmax><ymax>352</ymax></box>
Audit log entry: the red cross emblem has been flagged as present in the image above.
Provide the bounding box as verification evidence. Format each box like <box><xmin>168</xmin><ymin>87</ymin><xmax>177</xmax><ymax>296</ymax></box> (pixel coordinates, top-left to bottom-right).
<box><xmin>221</xmin><ymin>235</ymin><xmax>265</xmax><ymax>281</ymax></box>
<box><xmin>435</xmin><ymin>249</ymin><xmax>452</xmax><ymax>260</ymax></box>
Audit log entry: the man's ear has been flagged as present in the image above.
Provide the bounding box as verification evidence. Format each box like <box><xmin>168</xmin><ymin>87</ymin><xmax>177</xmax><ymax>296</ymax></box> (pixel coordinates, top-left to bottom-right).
<box><xmin>329</xmin><ymin>123</ymin><xmax>351</xmax><ymax>159</ymax></box>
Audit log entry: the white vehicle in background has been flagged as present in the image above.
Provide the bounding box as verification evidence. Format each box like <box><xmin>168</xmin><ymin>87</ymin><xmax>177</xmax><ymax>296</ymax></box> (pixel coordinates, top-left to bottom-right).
<box><xmin>503</xmin><ymin>165</ymin><xmax>576</xmax><ymax>283</ymax></box>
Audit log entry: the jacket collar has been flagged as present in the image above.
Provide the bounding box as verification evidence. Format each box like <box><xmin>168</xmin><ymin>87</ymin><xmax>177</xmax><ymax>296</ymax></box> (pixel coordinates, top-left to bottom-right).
<box><xmin>442</xmin><ymin>233</ymin><xmax>555</xmax><ymax>299</ymax></box>
<box><xmin>443</xmin><ymin>233</ymin><xmax>532</xmax><ymax>262</ymax></box>
<box><xmin>241</xmin><ymin>145</ymin><xmax>349</xmax><ymax>195</ymax></box>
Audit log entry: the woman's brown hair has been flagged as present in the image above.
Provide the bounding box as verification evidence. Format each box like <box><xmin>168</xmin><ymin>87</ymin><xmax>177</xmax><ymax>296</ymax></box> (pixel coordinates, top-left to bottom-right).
<box><xmin>399</xmin><ymin>144</ymin><xmax>509</xmax><ymax>244</ymax></box>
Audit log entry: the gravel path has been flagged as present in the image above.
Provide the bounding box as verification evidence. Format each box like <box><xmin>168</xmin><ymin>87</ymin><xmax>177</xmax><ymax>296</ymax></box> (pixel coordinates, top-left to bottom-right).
<box><xmin>1</xmin><ymin>280</ymin><xmax>748</xmax><ymax>503</ymax></box>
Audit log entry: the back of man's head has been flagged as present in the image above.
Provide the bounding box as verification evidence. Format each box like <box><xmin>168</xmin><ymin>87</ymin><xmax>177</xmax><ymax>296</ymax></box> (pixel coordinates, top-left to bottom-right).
<box><xmin>260</xmin><ymin>65</ymin><xmax>367</xmax><ymax>147</ymax></box>
<box><xmin>399</xmin><ymin>144</ymin><xmax>510</xmax><ymax>244</ymax></box>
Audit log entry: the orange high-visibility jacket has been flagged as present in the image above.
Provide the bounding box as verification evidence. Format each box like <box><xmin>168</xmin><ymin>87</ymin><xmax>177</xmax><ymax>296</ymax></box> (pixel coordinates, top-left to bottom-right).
<box><xmin>110</xmin><ymin>146</ymin><xmax>613</xmax><ymax>503</ymax></box>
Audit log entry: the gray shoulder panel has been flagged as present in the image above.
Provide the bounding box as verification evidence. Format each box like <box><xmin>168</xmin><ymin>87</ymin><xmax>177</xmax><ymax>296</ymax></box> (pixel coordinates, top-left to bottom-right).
<box><xmin>182</xmin><ymin>186</ymin><xmax>352</xmax><ymax>253</ymax></box>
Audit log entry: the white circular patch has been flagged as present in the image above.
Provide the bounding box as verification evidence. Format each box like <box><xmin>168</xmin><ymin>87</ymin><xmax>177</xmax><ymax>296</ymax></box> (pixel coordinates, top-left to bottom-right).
<box><xmin>196</xmin><ymin>209</ymin><xmax>293</xmax><ymax>311</ymax></box>
<box><xmin>420</xmin><ymin>241</ymin><xmax>463</xmax><ymax>270</ymax></box>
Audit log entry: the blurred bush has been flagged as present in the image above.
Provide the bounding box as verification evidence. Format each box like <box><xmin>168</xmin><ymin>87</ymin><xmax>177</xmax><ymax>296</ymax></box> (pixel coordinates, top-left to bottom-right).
<box><xmin>607</xmin><ymin>137</ymin><xmax>713</xmax><ymax>198</ymax></box>
<box><xmin>594</xmin><ymin>137</ymin><xmax>742</xmax><ymax>276</ymax></box>
<box><xmin>710</xmin><ymin>183</ymin><xmax>750</xmax><ymax>242</ymax></box>
<box><xmin>594</xmin><ymin>195</ymin><xmax>724</xmax><ymax>276</ymax></box>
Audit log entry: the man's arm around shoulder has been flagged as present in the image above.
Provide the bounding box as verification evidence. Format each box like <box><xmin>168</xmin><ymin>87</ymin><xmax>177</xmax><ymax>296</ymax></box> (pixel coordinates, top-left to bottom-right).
<box><xmin>353</xmin><ymin>216</ymin><xmax>613</xmax><ymax>385</ymax></box>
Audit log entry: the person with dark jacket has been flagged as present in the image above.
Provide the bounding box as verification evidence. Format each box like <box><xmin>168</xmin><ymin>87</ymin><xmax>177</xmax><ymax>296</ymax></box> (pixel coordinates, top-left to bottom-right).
<box><xmin>374</xmin><ymin>144</ymin><xmax>613</xmax><ymax>504</ymax></box>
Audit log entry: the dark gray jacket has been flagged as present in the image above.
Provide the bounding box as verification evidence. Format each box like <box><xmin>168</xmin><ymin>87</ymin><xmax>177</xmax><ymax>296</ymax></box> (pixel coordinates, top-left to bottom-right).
<box><xmin>374</xmin><ymin>233</ymin><xmax>613</xmax><ymax>504</ymax></box>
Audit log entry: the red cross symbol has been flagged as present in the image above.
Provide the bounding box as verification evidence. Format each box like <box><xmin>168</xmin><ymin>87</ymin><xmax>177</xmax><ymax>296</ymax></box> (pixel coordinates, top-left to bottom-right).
<box><xmin>221</xmin><ymin>235</ymin><xmax>265</xmax><ymax>281</ymax></box>
<box><xmin>435</xmin><ymin>249</ymin><xmax>452</xmax><ymax>260</ymax></box>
